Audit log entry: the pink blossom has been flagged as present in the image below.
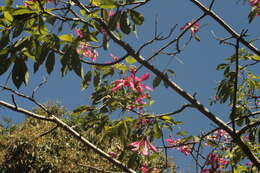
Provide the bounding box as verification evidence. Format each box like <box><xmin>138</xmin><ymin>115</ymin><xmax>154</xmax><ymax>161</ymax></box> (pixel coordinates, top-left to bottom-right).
<box><xmin>166</xmin><ymin>137</ymin><xmax>191</xmax><ymax>156</ymax></box>
<box><xmin>75</xmin><ymin>29</ymin><xmax>84</xmax><ymax>38</ymax></box>
<box><xmin>112</xmin><ymin>69</ymin><xmax>152</xmax><ymax>94</ymax></box>
<box><xmin>212</xmin><ymin>95</ymin><xmax>220</xmax><ymax>101</ymax></box>
<box><xmin>152</xmin><ymin>168</ymin><xmax>159</xmax><ymax>173</ymax></box>
<box><xmin>76</xmin><ymin>42</ymin><xmax>98</xmax><ymax>61</ymax></box>
<box><xmin>140</xmin><ymin>164</ymin><xmax>149</xmax><ymax>173</ymax></box>
<box><xmin>110</xmin><ymin>53</ymin><xmax>119</xmax><ymax>61</ymax></box>
<box><xmin>108</xmin><ymin>151</ymin><xmax>117</xmax><ymax>158</ymax></box>
<box><xmin>108</xmin><ymin>10</ymin><xmax>115</xmax><ymax>17</ymax></box>
<box><xmin>247</xmin><ymin>161</ymin><xmax>253</xmax><ymax>167</ymax></box>
<box><xmin>205</xmin><ymin>153</ymin><xmax>229</xmax><ymax>169</ymax></box>
<box><xmin>257</xmin><ymin>101</ymin><xmax>260</xmax><ymax>106</ymax></box>
<box><xmin>129</xmin><ymin>139</ymin><xmax>157</xmax><ymax>156</ymax></box>
<box><xmin>201</xmin><ymin>168</ymin><xmax>211</xmax><ymax>173</ymax></box>
<box><xmin>249</xmin><ymin>0</ymin><xmax>260</xmax><ymax>6</ymax></box>
<box><xmin>181</xmin><ymin>21</ymin><xmax>200</xmax><ymax>35</ymax></box>
<box><xmin>218</xmin><ymin>158</ymin><xmax>229</xmax><ymax>167</ymax></box>
<box><xmin>205</xmin><ymin>129</ymin><xmax>229</xmax><ymax>146</ymax></box>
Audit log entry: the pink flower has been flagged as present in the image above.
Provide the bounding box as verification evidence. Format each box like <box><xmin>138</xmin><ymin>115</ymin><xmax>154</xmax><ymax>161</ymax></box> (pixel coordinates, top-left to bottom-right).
<box><xmin>108</xmin><ymin>10</ymin><xmax>115</xmax><ymax>17</ymax></box>
<box><xmin>110</xmin><ymin>53</ymin><xmax>119</xmax><ymax>61</ymax></box>
<box><xmin>181</xmin><ymin>21</ymin><xmax>200</xmax><ymax>35</ymax></box>
<box><xmin>201</xmin><ymin>168</ymin><xmax>211</xmax><ymax>173</ymax></box>
<box><xmin>247</xmin><ymin>161</ymin><xmax>253</xmax><ymax>167</ymax></box>
<box><xmin>129</xmin><ymin>139</ymin><xmax>157</xmax><ymax>156</ymax></box>
<box><xmin>205</xmin><ymin>129</ymin><xmax>229</xmax><ymax>146</ymax></box>
<box><xmin>140</xmin><ymin>164</ymin><xmax>149</xmax><ymax>173</ymax></box>
<box><xmin>166</xmin><ymin>137</ymin><xmax>191</xmax><ymax>156</ymax></box>
<box><xmin>249</xmin><ymin>0</ymin><xmax>260</xmax><ymax>6</ymax></box>
<box><xmin>76</xmin><ymin>42</ymin><xmax>98</xmax><ymax>61</ymax></box>
<box><xmin>205</xmin><ymin>153</ymin><xmax>229</xmax><ymax>169</ymax></box>
<box><xmin>218</xmin><ymin>158</ymin><xmax>229</xmax><ymax>167</ymax></box>
<box><xmin>75</xmin><ymin>29</ymin><xmax>84</xmax><ymax>38</ymax></box>
<box><xmin>108</xmin><ymin>151</ymin><xmax>117</xmax><ymax>158</ymax></box>
<box><xmin>152</xmin><ymin>168</ymin><xmax>159</xmax><ymax>173</ymax></box>
<box><xmin>112</xmin><ymin>70</ymin><xmax>152</xmax><ymax>93</ymax></box>
<box><xmin>212</xmin><ymin>96</ymin><xmax>220</xmax><ymax>101</ymax></box>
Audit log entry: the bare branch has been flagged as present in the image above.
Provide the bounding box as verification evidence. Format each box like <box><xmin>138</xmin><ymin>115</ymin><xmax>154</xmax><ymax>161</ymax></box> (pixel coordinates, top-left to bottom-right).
<box><xmin>238</xmin><ymin>120</ymin><xmax>260</xmax><ymax>136</ymax></box>
<box><xmin>190</xmin><ymin>0</ymin><xmax>260</xmax><ymax>56</ymax></box>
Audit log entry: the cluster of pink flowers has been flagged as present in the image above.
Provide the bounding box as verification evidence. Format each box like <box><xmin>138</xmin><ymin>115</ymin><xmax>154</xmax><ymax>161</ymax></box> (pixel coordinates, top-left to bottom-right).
<box><xmin>112</xmin><ymin>68</ymin><xmax>152</xmax><ymax>109</ymax></box>
<box><xmin>166</xmin><ymin>137</ymin><xmax>192</xmax><ymax>156</ymax></box>
<box><xmin>128</xmin><ymin>138</ymin><xmax>157</xmax><ymax>156</ymax></box>
<box><xmin>75</xmin><ymin>29</ymin><xmax>98</xmax><ymax>61</ymax></box>
<box><xmin>76</xmin><ymin>42</ymin><xmax>98</xmax><ymax>61</ymax></box>
<box><xmin>202</xmin><ymin>153</ymin><xmax>229</xmax><ymax>172</ymax></box>
<box><xmin>181</xmin><ymin>21</ymin><xmax>200</xmax><ymax>35</ymax></box>
<box><xmin>205</xmin><ymin>129</ymin><xmax>229</xmax><ymax>146</ymax></box>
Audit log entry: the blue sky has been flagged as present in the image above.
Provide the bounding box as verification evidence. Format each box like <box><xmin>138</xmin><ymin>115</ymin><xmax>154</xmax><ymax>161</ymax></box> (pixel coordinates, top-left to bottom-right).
<box><xmin>0</xmin><ymin>0</ymin><xmax>260</xmax><ymax>171</ymax></box>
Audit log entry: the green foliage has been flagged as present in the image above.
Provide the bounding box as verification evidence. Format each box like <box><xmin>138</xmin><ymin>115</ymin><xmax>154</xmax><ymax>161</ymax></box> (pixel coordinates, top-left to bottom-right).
<box><xmin>0</xmin><ymin>103</ymin><xmax>173</xmax><ymax>172</ymax></box>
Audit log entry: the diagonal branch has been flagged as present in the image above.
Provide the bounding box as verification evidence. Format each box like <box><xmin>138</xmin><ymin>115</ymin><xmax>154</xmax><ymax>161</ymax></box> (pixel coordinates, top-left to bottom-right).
<box><xmin>190</xmin><ymin>0</ymin><xmax>260</xmax><ymax>56</ymax></box>
<box><xmin>238</xmin><ymin>120</ymin><xmax>260</xmax><ymax>136</ymax></box>
<box><xmin>0</xmin><ymin>100</ymin><xmax>136</xmax><ymax>173</ymax></box>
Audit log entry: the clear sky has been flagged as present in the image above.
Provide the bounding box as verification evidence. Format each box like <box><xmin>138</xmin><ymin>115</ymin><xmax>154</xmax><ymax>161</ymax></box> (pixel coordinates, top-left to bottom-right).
<box><xmin>0</xmin><ymin>0</ymin><xmax>259</xmax><ymax>171</ymax></box>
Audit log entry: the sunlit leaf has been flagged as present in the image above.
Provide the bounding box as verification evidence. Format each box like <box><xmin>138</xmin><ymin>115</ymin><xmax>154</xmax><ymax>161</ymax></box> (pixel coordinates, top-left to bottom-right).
<box><xmin>125</xmin><ymin>56</ymin><xmax>136</xmax><ymax>64</ymax></box>
<box><xmin>129</xmin><ymin>10</ymin><xmax>144</xmax><ymax>25</ymax></box>
<box><xmin>59</xmin><ymin>34</ymin><xmax>74</xmax><ymax>42</ymax></box>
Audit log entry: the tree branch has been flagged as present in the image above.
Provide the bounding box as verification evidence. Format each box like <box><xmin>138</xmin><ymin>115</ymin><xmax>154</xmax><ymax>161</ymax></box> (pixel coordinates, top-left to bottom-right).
<box><xmin>0</xmin><ymin>100</ymin><xmax>136</xmax><ymax>173</ymax></box>
<box><xmin>190</xmin><ymin>0</ymin><xmax>260</xmax><ymax>56</ymax></box>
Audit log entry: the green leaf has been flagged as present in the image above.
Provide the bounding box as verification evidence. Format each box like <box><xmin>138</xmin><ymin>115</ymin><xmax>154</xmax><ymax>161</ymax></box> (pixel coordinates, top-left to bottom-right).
<box><xmin>153</xmin><ymin>120</ymin><xmax>162</xmax><ymax>139</ymax></box>
<box><xmin>6</xmin><ymin>0</ymin><xmax>14</xmax><ymax>7</ymax></box>
<box><xmin>73</xmin><ymin>105</ymin><xmax>95</xmax><ymax>115</ymax></box>
<box><xmin>0</xmin><ymin>30</ymin><xmax>10</xmax><ymax>49</ymax></box>
<box><xmin>12</xmin><ymin>58</ymin><xmax>29</xmax><ymax>89</ymax></box>
<box><xmin>45</xmin><ymin>51</ymin><xmax>55</xmax><ymax>74</ymax></box>
<box><xmin>13</xmin><ymin>22</ymin><xmax>24</xmax><ymax>38</ymax></box>
<box><xmin>34</xmin><ymin>43</ymin><xmax>50</xmax><ymax>73</ymax></box>
<box><xmin>176</xmin><ymin>131</ymin><xmax>188</xmax><ymax>136</ymax></box>
<box><xmin>0</xmin><ymin>55</ymin><xmax>12</xmax><ymax>75</ymax></box>
<box><xmin>81</xmin><ymin>71</ymin><xmax>92</xmax><ymax>90</ymax></box>
<box><xmin>12</xmin><ymin>8</ymin><xmax>35</xmax><ymax>16</ymax></box>
<box><xmin>114</xmin><ymin>63</ymin><xmax>128</xmax><ymax>72</ymax></box>
<box><xmin>129</xmin><ymin>10</ymin><xmax>144</xmax><ymax>25</ymax></box>
<box><xmin>251</xmin><ymin>55</ymin><xmax>260</xmax><ymax>61</ymax></box>
<box><xmin>152</xmin><ymin>76</ymin><xmax>161</xmax><ymax>88</ymax></box>
<box><xmin>125</xmin><ymin>56</ymin><xmax>136</xmax><ymax>64</ymax></box>
<box><xmin>120</xmin><ymin>11</ymin><xmax>131</xmax><ymax>34</ymax></box>
<box><xmin>248</xmin><ymin>7</ymin><xmax>258</xmax><ymax>23</ymax></box>
<box><xmin>80</xmin><ymin>9</ymin><xmax>86</xmax><ymax>16</ymax></box>
<box><xmin>216</xmin><ymin>63</ymin><xmax>228</xmax><ymax>70</ymax></box>
<box><xmin>59</xmin><ymin>34</ymin><xmax>74</xmax><ymax>42</ymax></box>
<box><xmin>93</xmin><ymin>71</ymin><xmax>101</xmax><ymax>88</ymax></box>
<box><xmin>3</xmin><ymin>11</ymin><xmax>13</xmax><ymax>22</ymax></box>
<box><xmin>92</xmin><ymin>0</ymin><xmax>116</xmax><ymax>8</ymax></box>
<box><xmin>159</xmin><ymin>115</ymin><xmax>182</xmax><ymax>125</ymax></box>
<box><xmin>72</xmin><ymin>53</ymin><xmax>84</xmax><ymax>79</ymax></box>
